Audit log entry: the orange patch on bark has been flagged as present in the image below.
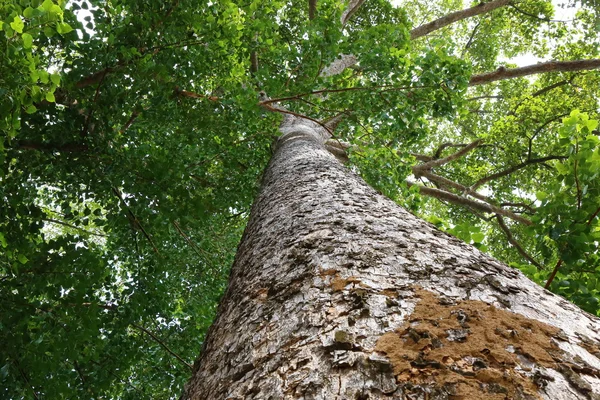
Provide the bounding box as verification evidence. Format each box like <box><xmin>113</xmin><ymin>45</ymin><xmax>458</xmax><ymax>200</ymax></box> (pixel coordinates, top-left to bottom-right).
<box><xmin>376</xmin><ymin>288</ymin><xmax>562</xmax><ymax>399</ymax></box>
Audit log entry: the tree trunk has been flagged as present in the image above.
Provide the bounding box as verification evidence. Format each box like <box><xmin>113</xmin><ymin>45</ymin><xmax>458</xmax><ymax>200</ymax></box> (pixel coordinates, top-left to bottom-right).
<box><xmin>182</xmin><ymin>117</ymin><xmax>600</xmax><ymax>399</ymax></box>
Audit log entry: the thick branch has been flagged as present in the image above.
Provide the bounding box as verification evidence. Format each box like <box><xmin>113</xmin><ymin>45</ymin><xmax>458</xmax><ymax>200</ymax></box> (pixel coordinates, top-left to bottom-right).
<box><xmin>496</xmin><ymin>215</ymin><xmax>543</xmax><ymax>269</ymax></box>
<box><xmin>309</xmin><ymin>0</ymin><xmax>317</xmax><ymax>20</ymax></box>
<box><xmin>132</xmin><ymin>324</ymin><xmax>193</xmax><ymax>370</ymax></box>
<box><xmin>471</xmin><ymin>156</ymin><xmax>567</xmax><ymax>190</ymax></box>
<box><xmin>410</xmin><ymin>0</ymin><xmax>511</xmax><ymax>40</ymax></box>
<box><xmin>341</xmin><ymin>0</ymin><xmax>366</xmax><ymax>26</ymax></box>
<box><xmin>469</xmin><ymin>59</ymin><xmax>600</xmax><ymax>86</ymax></box>
<box><xmin>413</xmin><ymin>139</ymin><xmax>482</xmax><ymax>173</ymax></box>
<box><xmin>416</xmin><ymin>170</ymin><xmax>490</xmax><ymax>204</ymax></box>
<box><xmin>408</xmin><ymin>182</ymin><xmax>533</xmax><ymax>225</ymax></box>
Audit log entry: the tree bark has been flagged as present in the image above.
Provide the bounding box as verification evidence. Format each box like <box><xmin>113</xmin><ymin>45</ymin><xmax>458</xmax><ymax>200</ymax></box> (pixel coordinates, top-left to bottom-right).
<box><xmin>182</xmin><ymin>117</ymin><xmax>600</xmax><ymax>399</ymax></box>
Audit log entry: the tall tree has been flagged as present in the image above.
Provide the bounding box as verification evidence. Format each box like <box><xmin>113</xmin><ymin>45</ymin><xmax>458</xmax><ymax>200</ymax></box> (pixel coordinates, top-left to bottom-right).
<box><xmin>2</xmin><ymin>0</ymin><xmax>600</xmax><ymax>398</ymax></box>
<box><xmin>182</xmin><ymin>99</ymin><xmax>600</xmax><ymax>400</ymax></box>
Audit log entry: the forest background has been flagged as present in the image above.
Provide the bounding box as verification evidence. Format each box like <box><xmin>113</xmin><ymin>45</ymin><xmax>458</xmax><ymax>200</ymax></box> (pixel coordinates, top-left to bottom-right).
<box><xmin>1</xmin><ymin>0</ymin><xmax>600</xmax><ymax>398</ymax></box>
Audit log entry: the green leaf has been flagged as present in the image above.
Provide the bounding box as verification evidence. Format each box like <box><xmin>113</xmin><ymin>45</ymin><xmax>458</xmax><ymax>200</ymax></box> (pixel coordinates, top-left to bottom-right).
<box><xmin>45</xmin><ymin>92</ymin><xmax>55</xmax><ymax>102</ymax></box>
<box><xmin>39</xmin><ymin>70</ymin><xmax>49</xmax><ymax>83</ymax></box>
<box><xmin>23</xmin><ymin>6</ymin><xmax>35</xmax><ymax>18</ymax></box>
<box><xmin>535</xmin><ymin>191</ymin><xmax>548</xmax><ymax>201</ymax></box>
<box><xmin>42</xmin><ymin>0</ymin><xmax>54</xmax><ymax>12</ymax></box>
<box><xmin>17</xmin><ymin>254</ymin><xmax>28</xmax><ymax>264</ymax></box>
<box><xmin>472</xmin><ymin>232</ymin><xmax>485</xmax><ymax>243</ymax></box>
<box><xmin>56</xmin><ymin>22</ymin><xmax>73</xmax><ymax>35</ymax></box>
<box><xmin>25</xmin><ymin>105</ymin><xmax>37</xmax><ymax>114</ymax></box>
<box><xmin>50</xmin><ymin>73</ymin><xmax>60</xmax><ymax>86</ymax></box>
<box><xmin>22</xmin><ymin>32</ymin><xmax>33</xmax><ymax>48</ymax></box>
<box><xmin>0</xmin><ymin>233</ymin><xmax>7</xmax><ymax>248</ymax></box>
<box><xmin>11</xmin><ymin>16</ymin><xmax>25</xmax><ymax>34</ymax></box>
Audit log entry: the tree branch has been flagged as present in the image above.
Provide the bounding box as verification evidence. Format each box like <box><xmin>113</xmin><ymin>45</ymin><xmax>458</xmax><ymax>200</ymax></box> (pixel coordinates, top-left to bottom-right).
<box><xmin>470</xmin><ymin>155</ymin><xmax>567</xmax><ymax>190</ymax></box>
<box><xmin>469</xmin><ymin>59</ymin><xmax>600</xmax><ymax>86</ymax></box>
<box><xmin>43</xmin><ymin>218</ymin><xmax>107</xmax><ymax>237</ymax></box>
<box><xmin>433</xmin><ymin>142</ymin><xmax>469</xmax><ymax>159</ymax></box>
<box><xmin>461</xmin><ymin>20</ymin><xmax>481</xmax><ymax>58</ymax></box>
<box><xmin>496</xmin><ymin>215</ymin><xmax>543</xmax><ymax>269</ymax></box>
<box><xmin>131</xmin><ymin>324</ymin><xmax>193</xmax><ymax>370</ymax></box>
<box><xmin>415</xmin><ymin>169</ymin><xmax>490</xmax><ymax>203</ymax></box>
<box><xmin>407</xmin><ymin>182</ymin><xmax>533</xmax><ymax>225</ymax></box>
<box><xmin>308</xmin><ymin>0</ymin><xmax>317</xmax><ymax>20</ymax></box>
<box><xmin>112</xmin><ymin>188</ymin><xmax>160</xmax><ymax>256</ymax></box>
<box><xmin>410</xmin><ymin>0</ymin><xmax>511</xmax><ymax>40</ymax></box>
<box><xmin>119</xmin><ymin>111</ymin><xmax>141</xmax><ymax>134</ymax></box>
<box><xmin>341</xmin><ymin>0</ymin><xmax>366</xmax><ymax>26</ymax></box>
<box><xmin>531</xmin><ymin>79</ymin><xmax>570</xmax><ymax>97</ymax></box>
<box><xmin>413</xmin><ymin>139</ymin><xmax>482</xmax><ymax>173</ymax></box>
<box><xmin>544</xmin><ymin>259</ymin><xmax>563</xmax><ymax>288</ymax></box>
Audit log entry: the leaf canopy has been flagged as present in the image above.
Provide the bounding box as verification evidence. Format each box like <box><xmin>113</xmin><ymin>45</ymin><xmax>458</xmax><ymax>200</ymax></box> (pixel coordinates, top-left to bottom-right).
<box><xmin>1</xmin><ymin>0</ymin><xmax>600</xmax><ymax>398</ymax></box>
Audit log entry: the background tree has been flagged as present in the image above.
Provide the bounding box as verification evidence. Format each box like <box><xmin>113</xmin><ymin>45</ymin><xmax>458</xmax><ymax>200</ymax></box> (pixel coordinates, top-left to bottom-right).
<box><xmin>1</xmin><ymin>0</ymin><xmax>600</xmax><ymax>398</ymax></box>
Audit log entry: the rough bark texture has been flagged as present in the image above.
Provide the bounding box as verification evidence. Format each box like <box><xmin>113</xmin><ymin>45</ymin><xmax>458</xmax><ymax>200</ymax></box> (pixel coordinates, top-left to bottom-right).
<box><xmin>182</xmin><ymin>118</ymin><xmax>600</xmax><ymax>399</ymax></box>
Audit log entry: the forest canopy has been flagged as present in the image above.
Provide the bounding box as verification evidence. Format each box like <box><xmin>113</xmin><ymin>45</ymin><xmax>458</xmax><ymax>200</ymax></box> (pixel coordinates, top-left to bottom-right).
<box><xmin>1</xmin><ymin>0</ymin><xmax>600</xmax><ymax>398</ymax></box>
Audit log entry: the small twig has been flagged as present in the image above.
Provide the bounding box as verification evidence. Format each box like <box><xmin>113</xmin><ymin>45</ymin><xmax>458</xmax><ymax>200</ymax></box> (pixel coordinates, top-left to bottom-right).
<box><xmin>544</xmin><ymin>259</ymin><xmax>563</xmax><ymax>289</ymax></box>
<box><xmin>119</xmin><ymin>111</ymin><xmax>140</xmax><ymax>134</ymax></box>
<box><xmin>471</xmin><ymin>155</ymin><xmax>567</xmax><ymax>190</ymax></box>
<box><xmin>588</xmin><ymin>207</ymin><xmax>600</xmax><ymax>226</ymax></box>
<box><xmin>496</xmin><ymin>215</ymin><xmax>543</xmax><ymax>269</ymax></box>
<box><xmin>81</xmin><ymin>68</ymin><xmax>109</xmax><ymax>137</ymax></box>
<box><xmin>131</xmin><ymin>324</ymin><xmax>193</xmax><ymax>370</ymax></box>
<box><xmin>461</xmin><ymin>20</ymin><xmax>481</xmax><ymax>58</ymax></box>
<box><xmin>112</xmin><ymin>188</ymin><xmax>160</xmax><ymax>256</ymax></box>
<box><xmin>43</xmin><ymin>218</ymin><xmax>107</xmax><ymax>237</ymax></box>
<box><xmin>14</xmin><ymin>359</ymin><xmax>39</xmax><ymax>400</ymax></box>
<box><xmin>574</xmin><ymin>138</ymin><xmax>581</xmax><ymax>210</ymax></box>
<box><xmin>173</xmin><ymin>221</ymin><xmax>207</xmax><ymax>257</ymax></box>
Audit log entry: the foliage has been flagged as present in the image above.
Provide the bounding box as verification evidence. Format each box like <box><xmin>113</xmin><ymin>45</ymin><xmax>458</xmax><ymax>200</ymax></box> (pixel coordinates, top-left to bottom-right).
<box><xmin>1</xmin><ymin>0</ymin><xmax>600</xmax><ymax>398</ymax></box>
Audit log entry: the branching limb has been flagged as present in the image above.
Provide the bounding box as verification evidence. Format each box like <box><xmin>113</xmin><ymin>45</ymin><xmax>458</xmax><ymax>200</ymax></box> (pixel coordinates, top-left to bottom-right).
<box><xmin>469</xmin><ymin>59</ymin><xmax>600</xmax><ymax>86</ymax></box>
<box><xmin>309</xmin><ymin>0</ymin><xmax>317</xmax><ymax>20</ymax></box>
<box><xmin>531</xmin><ymin>79</ymin><xmax>571</xmax><ymax>97</ymax></box>
<box><xmin>470</xmin><ymin>156</ymin><xmax>567</xmax><ymax>190</ymax></box>
<box><xmin>496</xmin><ymin>215</ymin><xmax>543</xmax><ymax>269</ymax></box>
<box><xmin>341</xmin><ymin>0</ymin><xmax>366</xmax><ymax>26</ymax></box>
<box><xmin>413</xmin><ymin>139</ymin><xmax>482</xmax><ymax>173</ymax></box>
<box><xmin>407</xmin><ymin>182</ymin><xmax>533</xmax><ymax>225</ymax></box>
<box><xmin>415</xmin><ymin>169</ymin><xmax>491</xmax><ymax>203</ymax></box>
<box><xmin>461</xmin><ymin>20</ymin><xmax>481</xmax><ymax>58</ymax></box>
<box><xmin>410</xmin><ymin>0</ymin><xmax>511</xmax><ymax>40</ymax></box>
